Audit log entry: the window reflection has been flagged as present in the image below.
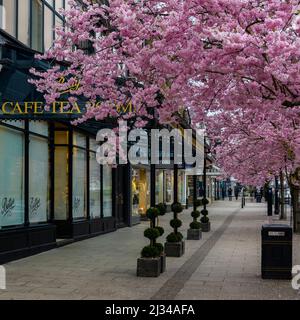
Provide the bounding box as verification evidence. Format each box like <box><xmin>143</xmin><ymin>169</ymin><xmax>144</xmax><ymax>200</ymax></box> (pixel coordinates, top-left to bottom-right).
<box><xmin>31</xmin><ymin>0</ymin><xmax>43</xmax><ymax>52</ymax></box>
<box><xmin>2</xmin><ymin>0</ymin><xmax>16</xmax><ymax>36</ymax></box>
<box><xmin>18</xmin><ymin>0</ymin><xmax>30</xmax><ymax>46</ymax></box>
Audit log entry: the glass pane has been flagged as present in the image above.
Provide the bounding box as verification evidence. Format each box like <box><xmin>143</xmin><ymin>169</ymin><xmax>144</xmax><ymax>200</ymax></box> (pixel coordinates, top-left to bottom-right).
<box><xmin>73</xmin><ymin>148</ymin><xmax>86</xmax><ymax>218</ymax></box>
<box><xmin>164</xmin><ymin>170</ymin><xmax>173</xmax><ymax>205</ymax></box>
<box><xmin>29</xmin><ymin>135</ymin><xmax>50</xmax><ymax>223</ymax></box>
<box><xmin>0</xmin><ymin>126</ymin><xmax>24</xmax><ymax>227</ymax></box>
<box><xmin>45</xmin><ymin>0</ymin><xmax>54</xmax><ymax>8</ymax></box>
<box><xmin>44</xmin><ymin>5</ymin><xmax>53</xmax><ymax>50</ymax></box>
<box><xmin>17</xmin><ymin>0</ymin><xmax>30</xmax><ymax>46</ymax></box>
<box><xmin>131</xmin><ymin>168</ymin><xmax>150</xmax><ymax>217</ymax></box>
<box><xmin>155</xmin><ymin>170</ymin><xmax>164</xmax><ymax>204</ymax></box>
<box><xmin>55</xmin><ymin>130</ymin><xmax>68</xmax><ymax>144</ymax></box>
<box><xmin>31</xmin><ymin>0</ymin><xmax>43</xmax><ymax>51</ymax></box>
<box><xmin>103</xmin><ymin>165</ymin><xmax>112</xmax><ymax>217</ymax></box>
<box><xmin>1</xmin><ymin>120</ymin><xmax>24</xmax><ymax>129</ymax></box>
<box><xmin>29</xmin><ymin>121</ymin><xmax>49</xmax><ymax>136</ymax></box>
<box><xmin>1</xmin><ymin>0</ymin><xmax>16</xmax><ymax>36</ymax></box>
<box><xmin>89</xmin><ymin>138</ymin><xmax>98</xmax><ymax>152</ymax></box>
<box><xmin>54</xmin><ymin>146</ymin><xmax>68</xmax><ymax>220</ymax></box>
<box><xmin>73</xmin><ymin>132</ymin><xmax>86</xmax><ymax>148</ymax></box>
<box><xmin>55</xmin><ymin>0</ymin><xmax>64</xmax><ymax>11</ymax></box>
<box><xmin>89</xmin><ymin>153</ymin><xmax>101</xmax><ymax>218</ymax></box>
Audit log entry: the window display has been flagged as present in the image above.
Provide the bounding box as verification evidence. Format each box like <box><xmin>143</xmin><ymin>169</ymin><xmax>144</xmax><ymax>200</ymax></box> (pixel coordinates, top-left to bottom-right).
<box><xmin>73</xmin><ymin>148</ymin><xmax>87</xmax><ymax>219</ymax></box>
<box><xmin>103</xmin><ymin>165</ymin><xmax>112</xmax><ymax>217</ymax></box>
<box><xmin>89</xmin><ymin>152</ymin><xmax>101</xmax><ymax>218</ymax></box>
<box><xmin>132</xmin><ymin>168</ymin><xmax>150</xmax><ymax>216</ymax></box>
<box><xmin>0</xmin><ymin>125</ymin><xmax>24</xmax><ymax>227</ymax></box>
<box><xmin>29</xmin><ymin>134</ymin><xmax>50</xmax><ymax>223</ymax></box>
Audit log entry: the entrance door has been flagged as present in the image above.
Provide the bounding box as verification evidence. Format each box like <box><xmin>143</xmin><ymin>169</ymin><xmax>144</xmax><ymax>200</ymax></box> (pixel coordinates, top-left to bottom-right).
<box><xmin>115</xmin><ymin>165</ymin><xmax>128</xmax><ymax>227</ymax></box>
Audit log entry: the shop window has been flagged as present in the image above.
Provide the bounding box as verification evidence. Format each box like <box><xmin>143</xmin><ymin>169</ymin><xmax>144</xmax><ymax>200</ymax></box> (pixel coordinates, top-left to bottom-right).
<box><xmin>89</xmin><ymin>152</ymin><xmax>101</xmax><ymax>218</ymax></box>
<box><xmin>155</xmin><ymin>170</ymin><xmax>164</xmax><ymax>204</ymax></box>
<box><xmin>73</xmin><ymin>147</ymin><xmax>87</xmax><ymax>219</ymax></box>
<box><xmin>29</xmin><ymin>133</ymin><xmax>50</xmax><ymax>223</ymax></box>
<box><xmin>0</xmin><ymin>125</ymin><xmax>24</xmax><ymax>227</ymax></box>
<box><xmin>164</xmin><ymin>170</ymin><xmax>173</xmax><ymax>205</ymax></box>
<box><xmin>1</xmin><ymin>0</ymin><xmax>16</xmax><ymax>37</ymax></box>
<box><xmin>31</xmin><ymin>0</ymin><xmax>43</xmax><ymax>52</ymax></box>
<box><xmin>17</xmin><ymin>0</ymin><xmax>30</xmax><ymax>46</ymax></box>
<box><xmin>73</xmin><ymin>132</ymin><xmax>86</xmax><ymax>148</ymax></box>
<box><xmin>54</xmin><ymin>146</ymin><xmax>69</xmax><ymax>220</ymax></box>
<box><xmin>54</xmin><ymin>130</ymin><xmax>68</xmax><ymax>144</ymax></box>
<box><xmin>44</xmin><ymin>4</ymin><xmax>54</xmax><ymax>50</ymax></box>
<box><xmin>132</xmin><ymin>168</ymin><xmax>150</xmax><ymax>216</ymax></box>
<box><xmin>103</xmin><ymin>165</ymin><xmax>112</xmax><ymax>217</ymax></box>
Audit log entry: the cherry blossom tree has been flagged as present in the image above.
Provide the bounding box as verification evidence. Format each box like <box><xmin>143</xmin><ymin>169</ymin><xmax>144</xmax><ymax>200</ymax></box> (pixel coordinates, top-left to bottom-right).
<box><xmin>30</xmin><ymin>0</ymin><xmax>300</xmax><ymax>229</ymax></box>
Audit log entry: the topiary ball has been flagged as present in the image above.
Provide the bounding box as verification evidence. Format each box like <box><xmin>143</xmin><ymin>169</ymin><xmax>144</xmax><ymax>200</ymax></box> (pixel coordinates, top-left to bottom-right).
<box><xmin>171</xmin><ymin>202</ymin><xmax>183</xmax><ymax>213</ymax></box>
<box><xmin>146</xmin><ymin>207</ymin><xmax>160</xmax><ymax>220</ymax></box>
<box><xmin>153</xmin><ymin>242</ymin><xmax>164</xmax><ymax>255</ymax></box>
<box><xmin>144</xmin><ymin>227</ymin><xmax>160</xmax><ymax>240</ymax></box>
<box><xmin>200</xmin><ymin>216</ymin><xmax>209</xmax><ymax>223</ymax></box>
<box><xmin>141</xmin><ymin>245</ymin><xmax>160</xmax><ymax>258</ymax></box>
<box><xmin>190</xmin><ymin>221</ymin><xmax>201</xmax><ymax>229</ymax></box>
<box><xmin>166</xmin><ymin>232</ymin><xmax>183</xmax><ymax>243</ymax></box>
<box><xmin>156</xmin><ymin>203</ymin><xmax>167</xmax><ymax>216</ymax></box>
<box><xmin>170</xmin><ymin>218</ymin><xmax>182</xmax><ymax>229</ymax></box>
<box><xmin>201</xmin><ymin>209</ymin><xmax>208</xmax><ymax>216</ymax></box>
<box><xmin>191</xmin><ymin>210</ymin><xmax>200</xmax><ymax>219</ymax></box>
<box><xmin>155</xmin><ymin>226</ymin><xmax>164</xmax><ymax>236</ymax></box>
<box><xmin>202</xmin><ymin>198</ymin><xmax>209</xmax><ymax>205</ymax></box>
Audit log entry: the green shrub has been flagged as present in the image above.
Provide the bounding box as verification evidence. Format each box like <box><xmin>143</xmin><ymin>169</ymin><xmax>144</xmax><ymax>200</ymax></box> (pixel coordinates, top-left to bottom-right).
<box><xmin>155</xmin><ymin>226</ymin><xmax>164</xmax><ymax>236</ymax></box>
<box><xmin>146</xmin><ymin>207</ymin><xmax>160</xmax><ymax>220</ymax></box>
<box><xmin>201</xmin><ymin>209</ymin><xmax>208</xmax><ymax>216</ymax></box>
<box><xmin>201</xmin><ymin>216</ymin><xmax>209</xmax><ymax>223</ymax></box>
<box><xmin>190</xmin><ymin>221</ymin><xmax>201</xmax><ymax>229</ymax></box>
<box><xmin>170</xmin><ymin>218</ymin><xmax>182</xmax><ymax>229</ymax></box>
<box><xmin>166</xmin><ymin>232</ymin><xmax>183</xmax><ymax>243</ymax></box>
<box><xmin>202</xmin><ymin>198</ymin><xmax>209</xmax><ymax>205</ymax></box>
<box><xmin>171</xmin><ymin>202</ymin><xmax>183</xmax><ymax>213</ymax></box>
<box><xmin>191</xmin><ymin>210</ymin><xmax>200</xmax><ymax>219</ymax></box>
<box><xmin>156</xmin><ymin>203</ymin><xmax>167</xmax><ymax>216</ymax></box>
<box><xmin>144</xmin><ymin>228</ymin><xmax>160</xmax><ymax>240</ymax></box>
<box><xmin>141</xmin><ymin>245</ymin><xmax>160</xmax><ymax>258</ymax></box>
<box><xmin>153</xmin><ymin>242</ymin><xmax>164</xmax><ymax>255</ymax></box>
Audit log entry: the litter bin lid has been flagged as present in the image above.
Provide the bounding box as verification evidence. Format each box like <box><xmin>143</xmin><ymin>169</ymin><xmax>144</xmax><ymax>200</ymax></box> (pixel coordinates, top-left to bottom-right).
<box><xmin>262</xmin><ymin>224</ymin><xmax>292</xmax><ymax>229</ymax></box>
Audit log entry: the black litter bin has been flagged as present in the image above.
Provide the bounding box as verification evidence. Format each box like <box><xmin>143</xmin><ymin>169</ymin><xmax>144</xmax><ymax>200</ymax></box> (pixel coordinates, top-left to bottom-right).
<box><xmin>256</xmin><ymin>195</ymin><xmax>261</xmax><ymax>203</ymax></box>
<box><xmin>261</xmin><ymin>224</ymin><xmax>292</xmax><ymax>279</ymax></box>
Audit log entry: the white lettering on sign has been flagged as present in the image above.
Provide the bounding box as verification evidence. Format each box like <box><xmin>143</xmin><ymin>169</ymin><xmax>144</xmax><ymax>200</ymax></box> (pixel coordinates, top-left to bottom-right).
<box><xmin>268</xmin><ymin>231</ymin><xmax>285</xmax><ymax>236</ymax></box>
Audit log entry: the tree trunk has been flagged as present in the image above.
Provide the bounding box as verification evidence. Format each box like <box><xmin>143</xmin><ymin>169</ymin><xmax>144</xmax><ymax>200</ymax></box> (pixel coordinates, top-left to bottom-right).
<box><xmin>290</xmin><ymin>184</ymin><xmax>300</xmax><ymax>233</ymax></box>
<box><xmin>279</xmin><ymin>171</ymin><xmax>286</xmax><ymax>220</ymax></box>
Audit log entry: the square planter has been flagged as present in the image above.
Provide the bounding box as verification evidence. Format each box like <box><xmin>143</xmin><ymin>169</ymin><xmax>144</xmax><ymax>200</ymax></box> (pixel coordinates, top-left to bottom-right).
<box><xmin>187</xmin><ymin>228</ymin><xmax>202</xmax><ymax>240</ymax></box>
<box><xmin>201</xmin><ymin>222</ymin><xmax>211</xmax><ymax>232</ymax></box>
<box><xmin>164</xmin><ymin>241</ymin><xmax>184</xmax><ymax>257</ymax></box>
<box><xmin>160</xmin><ymin>253</ymin><xmax>166</xmax><ymax>273</ymax></box>
<box><xmin>137</xmin><ymin>257</ymin><xmax>161</xmax><ymax>277</ymax></box>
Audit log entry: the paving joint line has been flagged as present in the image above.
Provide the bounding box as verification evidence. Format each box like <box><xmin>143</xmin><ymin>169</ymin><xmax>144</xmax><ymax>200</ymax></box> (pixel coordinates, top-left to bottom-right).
<box><xmin>151</xmin><ymin>205</ymin><xmax>241</xmax><ymax>300</ymax></box>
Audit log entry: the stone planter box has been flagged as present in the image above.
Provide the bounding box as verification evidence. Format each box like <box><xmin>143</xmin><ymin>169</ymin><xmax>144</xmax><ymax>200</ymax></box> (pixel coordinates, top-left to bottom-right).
<box><xmin>187</xmin><ymin>228</ymin><xmax>202</xmax><ymax>240</ymax></box>
<box><xmin>160</xmin><ymin>253</ymin><xmax>166</xmax><ymax>273</ymax></box>
<box><xmin>201</xmin><ymin>222</ymin><xmax>211</xmax><ymax>232</ymax></box>
<box><xmin>164</xmin><ymin>241</ymin><xmax>185</xmax><ymax>257</ymax></box>
<box><xmin>137</xmin><ymin>257</ymin><xmax>161</xmax><ymax>277</ymax></box>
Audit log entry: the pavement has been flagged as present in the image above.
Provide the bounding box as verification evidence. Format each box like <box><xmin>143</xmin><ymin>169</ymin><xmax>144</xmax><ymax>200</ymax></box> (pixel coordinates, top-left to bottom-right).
<box><xmin>0</xmin><ymin>199</ymin><xmax>299</xmax><ymax>300</ymax></box>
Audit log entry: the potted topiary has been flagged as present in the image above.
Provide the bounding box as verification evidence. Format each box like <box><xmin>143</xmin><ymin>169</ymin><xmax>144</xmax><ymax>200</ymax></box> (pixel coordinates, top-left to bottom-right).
<box><xmin>137</xmin><ymin>207</ymin><xmax>165</xmax><ymax>277</ymax></box>
<box><xmin>200</xmin><ymin>200</ymin><xmax>211</xmax><ymax>232</ymax></box>
<box><xmin>165</xmin><ymin>202</ymin><xmax>185</xmax><ymax>257</ymax></box>
<box><xmin>187</xmin><ymin>210</ymin><xmax>202</xmax><ymax>240</ymax></box>
<box><xmin>155</xmin><ymin>203</ymin><xmax>167</xmax><ymax>272</ymax></box>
